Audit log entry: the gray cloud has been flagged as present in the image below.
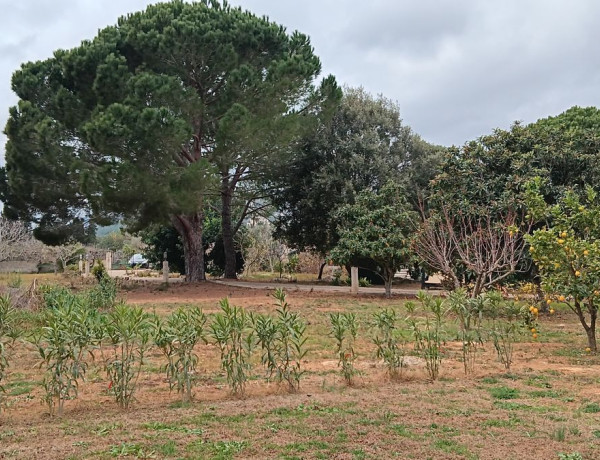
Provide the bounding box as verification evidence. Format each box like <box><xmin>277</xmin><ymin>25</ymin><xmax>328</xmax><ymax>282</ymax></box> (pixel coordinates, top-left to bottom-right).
<box><xmin>2</xmin><ymin>0</ymin><xmax>600</xmax><ymax>164</ymax></box>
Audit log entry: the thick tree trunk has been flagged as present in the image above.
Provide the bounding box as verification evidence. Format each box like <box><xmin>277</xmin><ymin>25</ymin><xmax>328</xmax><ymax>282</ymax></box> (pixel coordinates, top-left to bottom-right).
<box><xmin>221</xmin><ymin>182</ymin><xmax>237</xmax><ymax>279</ymax></box>
<box><xmin>317</xmin><ymin>261</ymin><xmax>327</xmax><ymax>280</ymax></box>
<box><xmin>171</xmin><ymin>213</ymin><xmax>205</xmax><ymax>282</ymax></box>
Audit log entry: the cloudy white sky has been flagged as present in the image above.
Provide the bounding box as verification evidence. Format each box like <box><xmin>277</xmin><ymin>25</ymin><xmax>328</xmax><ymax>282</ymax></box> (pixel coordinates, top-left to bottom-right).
<box><xmin>1</xmin><ymin>0</ymin><xmax>600</xmax><ymax>162</ymax></box>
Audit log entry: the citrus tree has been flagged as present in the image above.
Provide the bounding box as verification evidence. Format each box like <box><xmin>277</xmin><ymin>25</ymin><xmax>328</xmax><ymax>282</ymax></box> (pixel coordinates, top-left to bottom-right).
<box><xmin>525</xmin><ymin>179</ymin><xmax>600</xmax><ymax>351</ymax></box>
<box><xmin>331</xmin><ymin>181</ymin><xmax>416</xmax><ymax>298</ymax></box>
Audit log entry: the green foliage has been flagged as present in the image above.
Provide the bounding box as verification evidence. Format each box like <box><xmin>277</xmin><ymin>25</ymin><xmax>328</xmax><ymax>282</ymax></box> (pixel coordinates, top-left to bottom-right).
<box><xmin>91</xmin><ymin>261</ymin><xmax>108</xmax><ymax>282</ymax></box>
<box><xmin>37</xmin><ymin>298</ymin><xmax>99</xmax><ymax>416</ymax></box>
<box><xmin>372</xmin><ymin>309</ymin><xmax>406</xmax><ymax>379</ymax></box>
<box><xmin>525</xmin><ymin>180</ymin><xmax>600</xmax><ymax>351</ymax></box>
<box><xmin>102</xmin><ymin>303</ymin><xmax>152</xmax><ymax>409</ymax></box>
<box><xmin>0</xmin><ymin>295</ymin><xmax>20</xmax><ymax>409</ymax></box>
<box><xmin>484</xmin><ymin>291</ymin><xmax>534</xmax><ymax>370</ymax></box>
<box><xmin>273</xmin><ymin>87</ymin><xmax>442</xmax><ymax>257</ymax></box>
<box><xmin>154</xmin><ymin>307</ymin><xmax>207</xmax><ymax>402</ymax></box>
<box><xmin>406</xmin><ymin>292</ymin><xmax>445</xmax><ymax>381</ymax></box>
<box><xmin>558</xmin><ymin>453</ymin><xmax>583</xmax><ymax>460</ymax></box>
<box><xmin>254</xmin><ymin>289</ymin><xmax>307</xmax><ymax>392</ymax></box>
<box><xmin>87</xmin><ymin>276</ymin><xmax>117</xmax><ymax>311</ymax></box>
<box><xmin>331</xmin><ymin>181</ymin><xmax>416</xmax><ymax>298</ymax></box>
<box><xmin>329</xmin><ymin>312</ymin><xmax>359</xmax><ymax>385</ymax></box>
<box><xmin>4</xmin><ymin>1</ymin><xmax>337</xmax><ymax>278</ymax></box>
<box><xmin>210</xmin><ymin>299</ymin><xmax>254</xmax><ymax>396</ymax></box>
<box><xmin>447</xmin><ymin>289</ymin><xmax>484</xmax><ymax>374</ymax></box>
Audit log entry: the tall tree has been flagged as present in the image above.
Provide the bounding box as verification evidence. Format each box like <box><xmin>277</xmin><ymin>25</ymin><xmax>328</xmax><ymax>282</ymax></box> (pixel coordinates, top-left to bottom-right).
<box><xmin>272</xmin><ymin>87</ymin><xmax>442</xmax><ymax>277</ymax></box>
<box><xmin>2</xmin><ymin>1</ymin><xmax>337</xmax><ymax>281</ymax></box>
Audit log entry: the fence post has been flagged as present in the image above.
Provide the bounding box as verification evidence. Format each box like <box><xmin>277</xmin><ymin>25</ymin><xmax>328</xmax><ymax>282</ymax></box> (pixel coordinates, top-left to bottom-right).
<box><xmin>351</xmin><ymin>266</ymin><xmax>359</xmax><ymax>295</ymax></box>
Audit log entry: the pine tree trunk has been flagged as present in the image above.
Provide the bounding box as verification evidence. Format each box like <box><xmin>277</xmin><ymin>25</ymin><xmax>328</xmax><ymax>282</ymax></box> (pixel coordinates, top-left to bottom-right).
<box><xmin>221</xmin><ymin>182</ymin><xmax>237</xmax><ymax>279</ymax></box>
<box><xmin>171</xmin><ymin>213</ymin><xmax>205</xmax><ymax>282</ymax></box>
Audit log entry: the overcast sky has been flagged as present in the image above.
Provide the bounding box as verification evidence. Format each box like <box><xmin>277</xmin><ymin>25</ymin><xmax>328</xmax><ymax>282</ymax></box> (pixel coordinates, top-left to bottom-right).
<box><xmin>1</xmin><ymin>0</ymin><xmax>600</xmax><ymax>163</ymax></box>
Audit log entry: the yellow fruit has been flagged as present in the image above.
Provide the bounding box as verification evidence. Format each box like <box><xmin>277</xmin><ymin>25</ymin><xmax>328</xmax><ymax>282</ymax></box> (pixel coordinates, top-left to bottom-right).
<box><xmin>531</xmin><ymin>328</ymin><xmax>536</xmax><ymax>333</ymax></box>
<box><xmin>584</xmin><ymin>250</ymin><xmax>589</xmax><ymax>256</ymax></box>
<box><xmin>546</xmin><ymin>299</ymin><xmax>552</xmax><ymax>305</ymax></box>
<box><xmin>586</xmin><ymin>347</ymin><xmax>591</xmax><ymax>353</ymax></box>
<box><xmin>532</xmin><ymin>333</ymin><xmax>538</xmax><ymax>339</ymax></box>
<box><xmin>595</xmin><ymin>290</ymin><xmax>600</xmax><ymax>296</ymax></box>
<box><xmin>579</xmin><ymin>206</ymin><xmax>585</xmax><ymax>212</ymax></box>
<box><xmin>561</xmin><ymin>231</ymin><xmax>567</xmax><ymax>238</ymax></box>
<box><xmin>529</xmin><ymin>246</ymin><xmax>535</xmax><ymax>252</ymax></box>
<box><xmin>554</xmin><ymin>262</ymin><xmax>561</xmax><ymax>269</ymax></box>
<box><xmin>550</xmin><ymin>309</ymin><xmax>555</xmax><ymax>314</ymax></box>
<box><xmin>575</xmin><ymin>270</ymin><xmax>581</xmax><ymax>277</ymax></box>
<box><xmin>558</xmin><ymin>295</ymin><xmax>565</xmax><ymax>302</ymax></box>
<box><xmin>557</xmin><ymin>239</ymin><xmax>565</xmax><ymax>244</ymax></box>
<box><xmin>532</xmin><ymin>307</ymin><xmax>539</xmax><ymax>315</ymax></box>
<box><xmin>529</xmin><ymin>306</ymin><xmax>535</xmax><ymax>312</ymax></box>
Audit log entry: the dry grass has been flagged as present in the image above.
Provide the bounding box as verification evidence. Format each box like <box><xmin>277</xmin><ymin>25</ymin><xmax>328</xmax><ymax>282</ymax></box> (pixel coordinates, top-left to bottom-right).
<box><xmin>0</xmin><ymin>283</ymin><xmax>599</xmax><ymax>460</ymax></box>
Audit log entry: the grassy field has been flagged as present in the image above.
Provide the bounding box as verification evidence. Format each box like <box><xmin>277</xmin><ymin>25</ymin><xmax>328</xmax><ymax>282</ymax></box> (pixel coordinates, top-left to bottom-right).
<box><xmin>0</xmin><ymin>281</ymin><xmax>599</xmax><ymax>459</ymax></box>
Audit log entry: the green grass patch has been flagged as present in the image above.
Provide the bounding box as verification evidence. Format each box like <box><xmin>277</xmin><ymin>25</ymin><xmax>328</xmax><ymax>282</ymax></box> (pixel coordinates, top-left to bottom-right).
<box><xmin>489</xmin><ymin>386</ymin><xmax>520</xmax><ymax>400</ymax></box>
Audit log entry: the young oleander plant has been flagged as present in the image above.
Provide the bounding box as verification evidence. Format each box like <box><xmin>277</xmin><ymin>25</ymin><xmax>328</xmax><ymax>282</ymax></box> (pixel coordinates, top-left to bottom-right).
<box><xmin>330</xmin><ymin>312</ymin><xmax>359</xmax><ymax>385</ymax></box>
<box><xmin>372</xmin><ymin>308</ymin><xmax>406</xmax><ymax>379</ymax></box>
<box><xmin>210</xmin><ymin>299</ymin><xmax>255</xmax><ymax>396</ymax></box>
<box><xmin>154</xmin><ymin>307</ymin><xmax>207</xmax><ymax>403</ymax></box>
<box><xmin>0</xmin><ymin>294</ymin><xmax>20</xmax><ymax>411</ymax></box>
<box><xmin>254</xmin><ymin>289</ymin><xmax>307</xmax><ymax>392</ymax></box>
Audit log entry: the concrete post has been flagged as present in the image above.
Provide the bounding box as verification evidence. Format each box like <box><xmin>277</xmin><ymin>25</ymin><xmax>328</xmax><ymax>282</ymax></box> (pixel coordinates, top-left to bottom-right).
<box><xmin>84</xmin><ymin>255</ymin><xmax>90</xmax><ymax>277</ymax></box>
<box><xmin>162</xmin><ymin>251</ymin><xmax>168</xmax><ymax>284</ymax></box>
<box><xmin>105</xmin><ymin>251</ymin><xmax>112</xmax><ymax>270</ymax></box>
<box><xmin>78</xmin><ymin>254</ymin><xmax>83</xmax><ymax>274</ymax></box>
<box><xmin>351</xmin><ymin>266</ymin><xmax>359</xmax><ymax>295</ymax></box>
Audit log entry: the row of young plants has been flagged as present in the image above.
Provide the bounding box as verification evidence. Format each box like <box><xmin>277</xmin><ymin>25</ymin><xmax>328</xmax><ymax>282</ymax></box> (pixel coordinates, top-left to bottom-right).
<box><xmin>0</xmin><ymin>286</ymin><xmax>540</xmax><ymax>417</ymax></box>
<box><xmin>331</xmin><ymin>290</ymin><xmax>540</xmax><ymax>385</ymax></box>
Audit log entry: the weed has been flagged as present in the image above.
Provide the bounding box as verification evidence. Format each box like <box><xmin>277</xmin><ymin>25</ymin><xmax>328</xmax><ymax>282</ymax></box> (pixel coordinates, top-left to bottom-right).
<box><xmin>0</xmin><ymin>294</ymin><xmax>20</xmax><ymax>410</ymax></box>
<box><xmin>581</xmin><ymin>402</ymin><xmax>600</xmax><ymax>413</ymax></box>
<box><xmin>558</xmin><ymin>453</ymin><xmax>583</xmax><ymax>460</ymax></box>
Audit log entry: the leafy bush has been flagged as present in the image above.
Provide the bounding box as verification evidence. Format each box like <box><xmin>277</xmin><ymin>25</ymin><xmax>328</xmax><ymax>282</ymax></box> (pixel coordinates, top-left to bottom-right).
<box><xmin>254</xmin><ymin>289</ymin><xmax>307</xmax><ymax>392</ymax></box>
<box><xmin>210</xmin><ymin>299</ymin><xmax>254</xmax><ymax>396</ymax></box>
<box><xmin>102</xmin><ymin>303</ymin><xmax>152</xmax><ymax>409</ymax></box>
<box><xmin>87</xmin><ymin>276</ymin><xmax>117</xmax><ymax>310</ymax></box>
<box><xmin>447</xmin><ymin>289</ymin><xmax>485</xmax><ymax>375</ymax></box>
<box><xmin>329</xmin><ymin>312</ymin><xmax>359</xmax><ymax>385</ymax></box>
<box><xmin>154</xmin><ymin>307</ymin><xmax>207</xmax><ymax>402</ymax></box>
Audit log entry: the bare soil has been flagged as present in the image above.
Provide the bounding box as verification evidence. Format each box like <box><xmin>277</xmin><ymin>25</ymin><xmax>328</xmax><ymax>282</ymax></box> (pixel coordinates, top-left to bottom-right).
<box><xmin>1</xmin><ymin>281</ymin><xmax>600</xmax><ymax>460</ymax></box>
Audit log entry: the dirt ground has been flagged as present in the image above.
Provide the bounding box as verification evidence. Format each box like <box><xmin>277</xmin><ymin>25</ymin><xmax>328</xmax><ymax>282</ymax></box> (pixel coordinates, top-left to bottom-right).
<box><xmin>1</xmin><ymin>281</ymin><xmax>600</xmax><ymax>459</ymax></box>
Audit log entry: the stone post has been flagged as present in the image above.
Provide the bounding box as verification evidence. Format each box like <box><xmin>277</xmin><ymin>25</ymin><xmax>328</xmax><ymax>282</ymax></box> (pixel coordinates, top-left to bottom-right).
<box><xmin>105</xmin><ymin>251</ymin><xmax>112</xmax><ymax>270</ymax></box>
<box><xmin>351</xmin><ymin>266</ymin><xmax>359</xmax><ymax>295</ymax></box>
<box><xmin>78</xmin><ymin>254</ymin><xmax>83</xmax><ymax>275</ymax></box>
<box><xmin>162</xmin><ymin>251</ymin><xmax>169</xmax><ymax>284</ymax></box>
<box><xmin>84</xmin><ymin>255</ymin><xmax>90</xmax><ymax>277</ymax></box>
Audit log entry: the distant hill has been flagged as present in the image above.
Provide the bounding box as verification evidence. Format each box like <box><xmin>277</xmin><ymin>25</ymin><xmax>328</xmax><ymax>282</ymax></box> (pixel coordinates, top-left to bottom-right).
<box><xmin>96</xmin><ymin>223</ymin><xmax>121</xmax><ymax>237</ymax></box>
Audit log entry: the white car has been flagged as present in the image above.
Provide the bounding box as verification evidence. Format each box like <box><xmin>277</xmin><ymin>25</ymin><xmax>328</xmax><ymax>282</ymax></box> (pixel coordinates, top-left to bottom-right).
<box><xmin>128</xmin><ymin>254</ymin><xmax>149</xmax><ymax>268</ymax></box>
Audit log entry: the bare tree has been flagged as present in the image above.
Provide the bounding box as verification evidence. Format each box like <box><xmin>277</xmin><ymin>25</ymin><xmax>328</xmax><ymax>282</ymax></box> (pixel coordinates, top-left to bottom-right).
<box><xmin>0</xmin><ymin>217</ymin><xmax>40</xmax><ymax>262</ymax></box>
<box><xmin>413</xmin><ymin>207</ymin><xmax>532</xmax><ymax>297</ymax></box>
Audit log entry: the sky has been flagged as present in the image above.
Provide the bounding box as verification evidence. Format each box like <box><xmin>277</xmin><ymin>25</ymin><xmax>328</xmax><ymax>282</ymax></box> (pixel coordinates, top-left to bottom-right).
<box><xmin>1</xmin><ymin>0</ymin><xmax>600</xmax><ymax>163</ymax></box>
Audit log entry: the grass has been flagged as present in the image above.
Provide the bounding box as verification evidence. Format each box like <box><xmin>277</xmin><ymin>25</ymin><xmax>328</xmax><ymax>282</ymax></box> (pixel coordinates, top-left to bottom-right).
<box><xmin>1</xmin><ymin>281</ymin><xmax>600</xmax><ymax>459</ymax></box>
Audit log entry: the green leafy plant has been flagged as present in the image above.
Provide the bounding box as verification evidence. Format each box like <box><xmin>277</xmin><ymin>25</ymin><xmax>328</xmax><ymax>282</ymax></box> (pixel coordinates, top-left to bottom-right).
<box><xmin>210</xmin><ymin>299</ymin><xmax>254</xmax><ymax>396</ymax></box>
<box><xmin>0</xmin><ymin>295</ymin><xmax>20</xmax><ymax>410</ymax></box>
<box><xmin>329</xmin><ymin>312</ymin><xmax>359</xmax><ymax>385</ymax></box>
<box><xmin>372</xmin><ymin>308</ymin><xmax>406</xmax><ymax>379</ymax></box>
<box><xmin>102</xmin><ymin>303</ymin><xmax>152</xmax><ymax>409</ymax></box>
<box><xmin>37</xmin><ymin>298</ymin><xmax>99</xmax><ymax>416</ymax></box>
<box><xmin>406</xmin><ymin>291</ymin><xmax>446</xmax><ymax>381</ymax></box>
<box><xmin>87</xmin><ymin>276</ymin><xmax>118</xmax><ymax>310</ymax></box>
<box><xmin>484</xmin><ymin>291</ymin><xmax>534</xmax><ymax>370</ymax></box>
<box><xmin>286</xmin><ymin>254</ymin><xmax>300</xmax><ymax>280</ymax></box>
<box><xmin>154</xmin><ymin>307</ymin><xmax>207</xmax><ymax>402</ymax></box>
<box><xmin>254</xmin><ymin>289</ymin><xmax>307</xmax><ymax>391</ymax></box>
<box><xmin>447</xmin><ymin>289</ymin><xmax>485</xmax><ymax>375</ymax></box>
